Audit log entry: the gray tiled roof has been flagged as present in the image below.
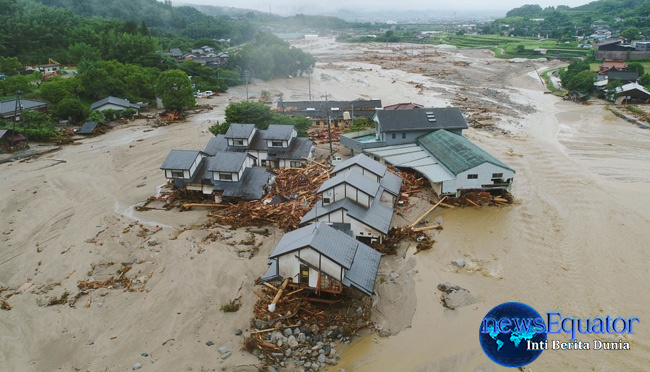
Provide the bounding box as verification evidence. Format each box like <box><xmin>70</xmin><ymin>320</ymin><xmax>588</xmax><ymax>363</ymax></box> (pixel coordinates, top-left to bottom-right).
<box><xmin>301</xmin><ymin>198</ymin><xmax>394</xmax><ymax>234</ymax></box>
<box><xmin>264</xmin><ymin>125</ymin><xmax>294</xmax><ymax>141</ymax></box>
<box><xmin>267</xmin><ymin>222</ymin><xmax>380</xmax><ymax>296</ymax></box>
<box><xmin>90</xmin><ymin>96</ymin><xmax>140</xmax><ymax>111</ymax></box>
<box><xmin>205</xmin><ymin>152</ymin><xmax>248</xmax><ymax>173</ymax></box>
<box><xmin>160</xmin><ymin>149</ymin><xmax>201</xmax><ymax>170</ymax></box>
<box><xmin>417</xmin><ymin>130</ymin><xmax>514</xmax><ymax>176</ymax></box>
<box><xmin>342</xmin><ymin>241</ymin><xmax>381</xmax><ymax>296</ymax></box>
<box><xmin>280</xmin><ymin>99</ymin><xmax>382</xmax><ymax>111</ymax></box>
<box><xmin>317</xmin><ymin>170</ymin><xmax>380</xmax><ymax>198</ymax></box>
<box><xmin>379</xmin><ymin>171</ymin><xmax>403</xmax><ymax>196</ymax></box>
<box><xmin>203</xmin><ymin>135</ymin><xmax>228</xmax><ymax>156</ymax></box>
<box><xmin>275</xmin><ymin>137</ymin><xmax>314</xmax><ymax>160</ymax></box>
<box><xmin>0</xmin><ymin>98</ymin><xmax>48</xmax><ymax>117</ymax></box>
<box><xmin>376</xmin><ymin>107</ymin><xmax>468</xmax><ymax>132</ymax></box>
<box><xmin>332</xmin><ymin>154</ymin><xmax>387</xmax><ymax>178</ymax></box>
<box><xmin>224</xmin><ymin>124</ymin><xmax>256</xmax><ymax>139</ymax></box>
<box><xmin>212</xmin><ymin>167</ymin><xmax>273</xmax><ymax>200</ymax></box>
<box><xmin>269</xmin><ymin>222</ymin><xmax>356</xmax><ymax>269</ymax></box>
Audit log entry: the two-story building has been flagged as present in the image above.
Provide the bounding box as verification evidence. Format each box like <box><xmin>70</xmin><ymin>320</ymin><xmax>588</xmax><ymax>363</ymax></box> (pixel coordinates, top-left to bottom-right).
<box><xmin>203</xmin><ymin>124</ymin><xmax>314</xmax><ymax>169</ymax></box>
<box><xmin>340</xmin><ymin>107</ymin><xmax>468</xmax><ymax>154</ymax></box>
<box><xmin>301</xmin><ymin>154</ymin><xmax>402</xmax><ymax>245</ymax></box>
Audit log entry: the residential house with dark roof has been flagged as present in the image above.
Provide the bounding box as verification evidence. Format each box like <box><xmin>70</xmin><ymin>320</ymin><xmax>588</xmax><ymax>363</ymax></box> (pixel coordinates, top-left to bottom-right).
<box><xmin>301</xmin><ymin>154</ymin><xmax>402</xmax><ymax>244</ymax></box>
<box><xmin>0</xmin><ymin>99</ymin><xmax>48</xmax><ymax>120</ymax></box>
<box><xmin>203</xmin><ymin>124</ymin><xmax>314</xmax><ymax>168</ymax></box>
<box><xmin>613</xmin><ymin>82</ymin><xmax>650</xmax><ymax>104</ymax></box>
<box><xmin>160</xmin><ymin>148</ymin><xmax>273</xmax><ymax>201</ymax></box>
<box><xmin>90</xmin><ymin>96</ymin><xmax>141</xmax><ymax>114</ymax></box>
<box><xmin>340</xmin><ymin>107</ymin><xmax>468</xmax><ymax>153</ymax></box>
<box><xmin>260</xmin><ymin>222</ymin><xmax>381</xmax><ymax>296</ymax></box>
<box><xmin>277</xmin><ymin>99</ymin><xmax>382</xmax><ymax>127</ymax></box>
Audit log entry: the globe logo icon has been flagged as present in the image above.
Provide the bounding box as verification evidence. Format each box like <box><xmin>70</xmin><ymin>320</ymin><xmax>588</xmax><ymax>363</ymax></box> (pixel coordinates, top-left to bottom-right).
<box><xmin>479</xmin><ymin>302</ymin><xmax>547</xmax><ymax>368</ymax></box>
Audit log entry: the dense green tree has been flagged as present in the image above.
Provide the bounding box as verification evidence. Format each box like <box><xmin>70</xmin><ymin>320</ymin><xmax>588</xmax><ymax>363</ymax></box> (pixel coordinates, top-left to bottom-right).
<box><xmin>566</xmin><ymin>70</ymin><xmax>595</xmax><ymax>94</ymax></box>
<box><xmin>155</xmin><ymin>69</ymin><xmax>195</xmax><ymax>112</ymax></box>
<box><xmin>639</xmin><ymin>73</ymin><xmax>650</xmax><ymax>87</ymax></box>
<box><xmin>0</xmin><ymin>56</ymin><xmax>23</xmax><ymax>75</ymax></box>
<box><xmin>627</xmin><ymin>62</ymin><xmax>645</xmax><ymax>75</ymax></box>
<box><xmin>560</xmin><ymin>59</ymin><xmax>591</xmax><ymax>88</ymax></box>
<box><xmin>67</xmin><ymin>43</ymin><xmax>102</xmax><ymax>63</ymax></box>
<box><xmin>40</xmin><ymin>77</ymin><xmax>80</xmax><ymax>105</ymax></box>
<box><xmin>0</xmin><ymin>74</ymin><xmax>39</xmax><ymax>97</ymax></box>
<box><xmin>621</xmin><ymin>27</ymin><xmax>640</xmax><ymax>41</ymax></box>
<box><xmin>55</xmin><ymin>97</ymin><xmax>88</xmax><ymax>123</ymax></box>
<box><xmin>224</xmin><ymin>101</ymin><xmax>273</xmax><ymax>128</ymax></box>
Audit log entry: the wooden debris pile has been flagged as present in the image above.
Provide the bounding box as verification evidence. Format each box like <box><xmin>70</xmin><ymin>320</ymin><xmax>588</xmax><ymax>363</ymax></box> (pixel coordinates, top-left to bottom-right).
<box><xmin>207</xmin><ymin>161</ymin><xmax>331</xmax><ymax>232</ymax></box>
<box><xmin>448</xmin><ymin>191</ymin><xmax>513</xmax><ymax>208</ymax></box>
<box><xmin>244</xmin><ymin>280</ymin><xmax>372</xmax><ymax>367</ymax></box>
<box><xmin>77</xmin><ymin>261</ymin><xmax>154</xmax><ymax>293</ymax></box>
<box><xmin>309</xmin><ymin>127</ymin><xmax>345</xmax><ymax>144</ymax></box>
<box><xmin>371</xmin><ymin>226</ymin><xmax>435</xmax><ymax>255</ymax></box>
<box><xmin>389</xmin><ymin>168</ymin><xmax>424</xmax><ymax>196</ymax></box>
<box><xmin>0</xmin><ymin>287</ymin><xmax>11</xmax><ymax>311</ymax></box>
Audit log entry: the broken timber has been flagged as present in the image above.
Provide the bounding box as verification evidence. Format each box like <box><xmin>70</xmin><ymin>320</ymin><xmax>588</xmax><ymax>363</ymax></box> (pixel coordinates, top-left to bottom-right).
<box><xmin>410</xmin><ymin>196</ymin><xmax>447</xmax><ymax>227</ymax></box>
<box><xmin>268</xmin><ymin>278</ymin><xmax>290</xmax><ymax>313</ymax></box>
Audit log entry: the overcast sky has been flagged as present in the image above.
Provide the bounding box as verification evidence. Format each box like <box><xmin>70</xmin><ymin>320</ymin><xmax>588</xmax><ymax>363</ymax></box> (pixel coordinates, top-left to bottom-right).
<box><xmin>174</xmin><ymin>0</ymin><xmax>595</xmax><ymax>16</ymax></box>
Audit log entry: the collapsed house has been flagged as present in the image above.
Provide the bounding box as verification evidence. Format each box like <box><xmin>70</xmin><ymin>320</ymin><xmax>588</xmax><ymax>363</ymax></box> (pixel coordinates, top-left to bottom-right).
<box><xmin>301</xmin><ymin>154</ymin><xmax>402</xmax><ymax>245</ymax></box>
<box><xmin>260</xmin><ymin>222</ymin><xmax>381</xmax><ymax>296</ymax></box>
<box><xmin>276</xmin><ymin>99</ymin><xmax>382</xmax><ymax>127</ymax></box>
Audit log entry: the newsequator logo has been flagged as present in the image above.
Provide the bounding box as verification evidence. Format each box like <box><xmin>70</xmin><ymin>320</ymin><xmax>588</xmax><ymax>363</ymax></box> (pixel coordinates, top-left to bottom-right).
<box><xmin>479</xmin><ymin>302</ymin><xmax>639</xmax><ymax>368</ymax></box>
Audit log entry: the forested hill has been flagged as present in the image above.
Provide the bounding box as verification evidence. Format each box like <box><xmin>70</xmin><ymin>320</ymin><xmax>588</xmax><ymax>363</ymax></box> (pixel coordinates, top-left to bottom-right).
<box><xmin>487</xmin><ymin>0</ymin><xmax>650</xmax><ymax>38</ymax></box>
<box><xmin>0</xmin><ymin>0</ymin><xmax>256</xmax><ymax>63</ymax></box>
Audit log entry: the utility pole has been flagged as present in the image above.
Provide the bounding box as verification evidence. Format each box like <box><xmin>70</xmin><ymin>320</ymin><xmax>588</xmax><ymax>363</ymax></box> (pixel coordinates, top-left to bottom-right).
<box><xmin>322</xmin><ymin>93</ymin><xmax>333</xmax><ymax>160</ymax></box>
<box><xmin>13</xmin><ymin>90</ymin><xmax>25</xmax><ymax>146</ymax></box>
<box><xmin>308</xmin><ymin>70</ymin><xmax>312</xmax><ymax>101</ymax></box>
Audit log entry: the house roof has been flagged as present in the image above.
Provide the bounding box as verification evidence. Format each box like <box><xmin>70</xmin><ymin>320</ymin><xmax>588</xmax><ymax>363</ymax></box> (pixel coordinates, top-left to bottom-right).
<box><xmin>607</xmin><ymin>70</ymin><xmax>639</xmax><ymax>81</ymax></box>
<box><xmin>205</xmin><ymin>152</ymin><xmax>248</xmax><ymax>173</ymax></box>
<box><xmin>600</xmin><ymin>60</ymin><xmax>627</xmax><ymax>69</ymax></box>
<box><xmin>364</xmin><ymin>143</ymin><xmax>456</xmax><ymax>184</ymax></box>
<box><xmin>268</xmin><ymin>222</ymin><xmax>380</xmax><ymax>295</ymax></box>
<box><xmin>169</xmin><ymin>48</ymin><xmax>182</xmax><ymax>57</ymax></box>
<box><xmin>77</xmin><ymin>121</ymin><xmax>99</xmax><ymax>135</ymax></box>
<box><xmin>269</xmin><ymin>222</ymin><xmax>357</xmax><ymax>269</ymax></box>
<box><xmin>301</xmin><ymin>198</ymin><xmax>394</xmax><ymax>234</ymax></box>
<box><xmin>417</xmin><ymin>130</ymin><xmax>514</xmax><ymax>176</ymax></box>
<box><xmin>380</xmin><ymin>171</ymin><xmax>403</xmax><ymax>196</ymax></box>
<box><xmin>203</xmin><ymin>135</ymin><xmax>229</xmax><ymax>156</ymax></box>
<box><xmin>332</xmin><ymin>154</ymin><xmax>387</xmax><ymax>178</ymax></box>
<box><xmin>383</xmin><ymin>102</ymin><xmax>424</xmax><ymax>110</ymax></box>
<box><xmin>614</xmin><ymin>82</ymin><xmax>650</xmax><ymax>98</ymax></box>
<box><xmin>265</xmin><ymin>125</ymin><xmax>294</xmax><ymax>141</ymax></box>
<box><xmin>0</xmin><ymin>129</ymin><xmax>26</xmax><ymax>142</ymax></box>
<box><xmin>342</xmin><ymin>240</ymin><xmax>381</xmax><ymax>296</ymax></box>
<box><xmin>90</xmin><ymin>96</ymin><xmax>140</xmax><ymax>111</ymax></box>
<box><xmin>317</xmin><ymin>170</ymin><xmax>380</xmax><ymax>198</ymax></box>
<box><xmin>160</xmin><ymin>149</ymin><xmax>202</xmax><ymax>170</ymax></box>
<box><xmin>0</xmin><ymin>99</ymin><xmax>48</xmax><ymax>117</ymax></box>
<box><xmin>224</xmin><ymin>123</ymin><xmax>256</xmax><ymax>139</ymax></box>
<box><xmin>212</xmin><ymin>167</ymin><xmax>273</xmax><ymax>200</ymax></box>
<box><xmin>375</xmin><ymin>107</ymin><xmax>468</xmax><ymax>132</ymax></box>
<box><xmin>280</xmin><ymin>99</ymin><xmax>382</xmax><ymax>111</ymax></box>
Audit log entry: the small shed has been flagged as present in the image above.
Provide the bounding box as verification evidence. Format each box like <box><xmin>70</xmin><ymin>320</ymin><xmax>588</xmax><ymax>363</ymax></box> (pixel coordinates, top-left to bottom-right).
<box><xmin>77</xmin><ymin>121</ymin><xmax>99</xmax><ymax>135</ymax></box>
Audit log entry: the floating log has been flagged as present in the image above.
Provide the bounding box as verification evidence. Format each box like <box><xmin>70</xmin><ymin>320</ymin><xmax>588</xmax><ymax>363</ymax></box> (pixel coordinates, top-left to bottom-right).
<box><xmin>412</xmin><ymin>225</ymin><xmax>443</xmax><ymax>232</ymax></box>
<box><xmin>410</xmin><ymin>196</ymin><xmax>447</xmax><ymax>227</ymax></box>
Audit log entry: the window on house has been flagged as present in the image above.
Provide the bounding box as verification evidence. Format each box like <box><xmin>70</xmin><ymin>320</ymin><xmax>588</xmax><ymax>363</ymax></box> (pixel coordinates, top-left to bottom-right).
<box><xmin>271</xmin><ymin>140</ymin><xmax>283</xmax><ymax>147</ymax></box>
<box><xmin>261</xmin><ymin>160</ymin><xmax>267</xmax><ymax>166</ymax></box>
<box><xmin>492</xmin><ymin>173</ymin><xmax>503</xmax><ymax>178</ymax></box>
<box><xmin>234</xmin><ymin>139</ymin><xmax>244</xmax><ymax>146</ymax></box>
<box><xmin>323</xmin><ymin>197</ymin><xmax>331</xmax><ymax>204</ymax></box>
<box><xmin>290</xmin><ymin>161</ymin><xmax>301</xmax><ymax>168</ymax></box>
<box><xmin>219</xmin><ymin>173</ymin><xmax>233</xmax><ymax>181</ymax></box>
<box><xmin>171</xmin><ymin>170</ymin><xmax>184</xmax><ymax>178</ymax></box>
<box><xmin>391</xmin><ymin>133</ymin><xmax>396</xmax><ymax>139</ymax></box>
<box><xmin>467</xmin><ymin>174</ymin><xmax>478</xmax><ymax>179</ymax></box>
<box><xmin>402</xmin><ymin>133</ymin><xmax>406</xmax><ymax>139</ymax></box>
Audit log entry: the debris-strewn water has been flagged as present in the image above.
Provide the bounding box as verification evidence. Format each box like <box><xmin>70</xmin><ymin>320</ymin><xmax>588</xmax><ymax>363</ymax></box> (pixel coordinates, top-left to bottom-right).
<box><xmin>285</xmin><ymin>40</ymin><xmax>650</xmax><ymax>372</ymax></box>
